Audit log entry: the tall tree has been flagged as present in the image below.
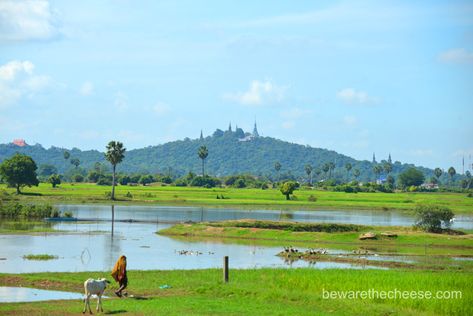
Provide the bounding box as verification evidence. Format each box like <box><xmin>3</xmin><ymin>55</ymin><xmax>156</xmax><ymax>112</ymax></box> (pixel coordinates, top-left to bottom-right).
<box><xmin>63</xmin><ymin>151</ymin><xmax>70</xmax><ymax>160</ymax></box>
<box><xmin>304</xmin><ymin>164</ymin><xmax>313</xmax><ymax>185</ymax></box>
<box><xmin>328</xmin><ymin>162</ymin><xmax>335</xmax><ymax>179</ymax></box>
<box><xmin>448</xmin><ymin>167</ymin><xmax>456</xmax><ymax>187</ymax></box>
<box><xmin>345</xmin><ymin>163</ymin><xmax>352</xmax><ymax>182</ymax></box>
<box><xmin>383</xmin><ymin>162</ymin><xmax>392</xmax><ymax>176</ymax></box>
<box><xmin>70</xmin><ymin>158</ymin><xmax>80</xmax><ymax>169</ymax></box>
<box><xmin>105</xmin><ymin>141</ymin><xmax>126</xmax><ymax>200</ymax></box>
<box><xmin>373</xmin><ymin>165</ymin><xmax>382</xmax><ymax>182</ymax></box>
<box><xmin>322</xmin><ymin>163</ymin><xmax>330</xmax><ymax>180</ymax></box>
<box><xmin>434</xmin><ymin>168</ymin><xmax>443</xmax><ymax>182</ymax></box>
<box><xmin>353</xmin><ymin>169</ymin><xmax>360</xmax><ymax>180</ymax></box>
<box><xmin>0</xmin><ymin>153</ymin><xmax>39</xmax><ymax>194</ymax></box>
<box><xmin>274</xmin><ymin>161</ymin><xmax>281</xmax><ymax>181</ymax></box>
<box><xmin>198</xmin><ymin>146</ymin><xmax>209</xmax><ymax>176</ymax></box>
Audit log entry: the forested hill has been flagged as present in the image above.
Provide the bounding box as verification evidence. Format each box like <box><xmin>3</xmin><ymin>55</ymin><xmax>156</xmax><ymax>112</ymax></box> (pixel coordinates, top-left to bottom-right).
<box><xmin>0</xmin><ymin>130</ymin><xmax>437</xmax><ymax>182</ymax></box>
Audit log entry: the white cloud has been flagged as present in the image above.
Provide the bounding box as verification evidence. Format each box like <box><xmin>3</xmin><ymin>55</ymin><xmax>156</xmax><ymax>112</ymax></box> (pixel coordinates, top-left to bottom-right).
<box><xmin>0</xmin><ymin>0</ymin><xmax>59</xmax><ymax>41</ymax></box>
<box><xmin>439</xmin><ymin>48</ymin><xmax>473</xmax><ymax>64</ymax></box>
<box><xmin>152</xmin><ymin>102</ymin><xmax>170</xmax><ymax>117</ymax></box>
<box><xmin>337</xmin><ymin>88</ymin><xmax>377</xmax><ymax>105</ymax></box>
<box><xmin>223</xmin><ymin>79</ymin><xmax>286</xmax><ymax>106</ymax></box>
<box><xmin>342</xmin><ymin>115</ymin><xmax>358</xmax><ymax>126</ymax></box>
<box><xmin>0</xmin><ymin>60</ymin><xmax>51</xmax><ymax>108</ymax></box>
<box><xmin>80</xmin><ymin>81</ymin><xmax>94</xmax><ymax>96</ymax></box>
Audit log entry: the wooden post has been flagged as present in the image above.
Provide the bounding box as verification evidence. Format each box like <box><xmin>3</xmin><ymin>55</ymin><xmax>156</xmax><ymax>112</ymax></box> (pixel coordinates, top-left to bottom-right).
<box><xmin>223</xmin><ymin>256</ymin><xmax>229</xmax><ymax>283</ymax></box>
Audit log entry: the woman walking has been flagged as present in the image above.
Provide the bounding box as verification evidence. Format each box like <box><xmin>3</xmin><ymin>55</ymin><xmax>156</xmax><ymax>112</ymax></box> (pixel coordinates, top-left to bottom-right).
<box><xmin>111</xmin><ymin>255</ymin><xmax>128</xmax><ymax>297</ymax></box>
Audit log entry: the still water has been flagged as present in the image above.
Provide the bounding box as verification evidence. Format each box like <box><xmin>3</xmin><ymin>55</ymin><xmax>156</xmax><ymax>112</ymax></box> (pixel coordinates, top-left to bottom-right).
<box><xmin>0</xmin><ymin>221</ymin><xmax>380</xmax><ymax>273</ymax></box>
<box><xmin>55</xmin><ymin>204</ymin><xmax>473</xmax><ymax>229</ymax></box>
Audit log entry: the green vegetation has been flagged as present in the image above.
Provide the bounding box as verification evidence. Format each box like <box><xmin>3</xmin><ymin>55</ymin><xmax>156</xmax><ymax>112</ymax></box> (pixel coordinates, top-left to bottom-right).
<box><xmin>280</xmin><ymin>181</ymin><xmax>298</xmax><ymax>200</ymax></box>
<box><xmin>22</xmin><ymin>254</ymin><xmax>58</xmax><ymax>261</ymax></box>
<box><xmin>0</xmin><ymin>201</ymin><xmax>56</xmax><ymax>219</ymax></box>
<box><xmin>415</xmin><ymin>205</ymin><xmax>455</xmax><ymax>233</ymax></box>
<box><xmin>398</xmin><ymin>168</ymin><xmax>425</xmax><ymax>188</ymax></box>
<box><xmin>0</xmin><ymin>269</ymin><xmax>471</xmax><ymax>315</ymax></box>
<box><xmin>1</xmin><ymin>183</ymin><xmax>472</xmax><ymax>214</ymax></box>
<box><xmin>48</xmin><ymin>174</ymin><xmax>61</xmax><ymax>188</ymax></box>
<box><xmin>0</xmin><ymin>153</ymin><xmax>39</xmax><ymax>194</ymax></box>
<box><xmin>1</xmin><ymin>132</ymin><xmax>463</xmax><ymax>185</ymax></box>
<box><xmin>159</xmin><ymin>221</ymin><xmax>473</xmax><ymax>258</ymax></box>
<box><xmin>105</xmin><ymin>140</ymin><xmax>126</xmax><ymax>200</ymax></box>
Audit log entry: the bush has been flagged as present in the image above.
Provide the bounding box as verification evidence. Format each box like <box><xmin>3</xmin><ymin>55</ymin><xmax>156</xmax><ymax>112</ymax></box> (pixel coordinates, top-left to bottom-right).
<box><xmin>64</xmin><ymin>211</ymin><xmax>73</xmax><ymax>218</ymax></box>
<box><xmin>308</xmin><ymin>195</ymin><xmax>317</xmax><ymax>202</ymax></box>
<box><xmin>414</xmin><ymin>205</ymin><xmax>454</xmax><ymax>233</ymax></box>
<box><xmin>0</xmin><ymin>202</ymin><xmax>55</xmax><ymax>219</ymax></box>
<box><xmin>174</xmin><ymin>178</ymin><xmax>188</xmax><ymax>187</ymax></box>
<box><xmin>125</xmin><ymin>191</ymin><xmax>133</xmax><ymax>198</ymax></box>
<box><xmin>72</xmin><ymin>174</ymin><xmax>84</xmax><ymax>183</ymax></box>
<box><xmin>96</xmin><ymin>175</ymin><xmax>113</xmax><ymax>185</ymax></box>
<box><xmin>190</xmin><ymin>175</ymin><xmax>221</xmax><ymax>188</ymax></box>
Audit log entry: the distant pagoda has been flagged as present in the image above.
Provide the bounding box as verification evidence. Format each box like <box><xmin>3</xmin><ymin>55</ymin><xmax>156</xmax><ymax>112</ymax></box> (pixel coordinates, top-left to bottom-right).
<box><xmin>253</xmin><ymin>121</ymin><xmax>259</xmax><ymax>138</ymax></box>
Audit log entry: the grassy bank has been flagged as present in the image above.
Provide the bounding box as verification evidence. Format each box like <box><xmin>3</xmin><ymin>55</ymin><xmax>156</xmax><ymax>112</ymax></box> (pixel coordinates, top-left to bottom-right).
<box><xmin>0</xmin><ymin>269</ymin><xmax>471</xmax><ymax>315</ymax></box>
<box><xmin>159</xmin><ymin>221</ymin><xmax>473</xmax><ymax>258</ymax></box>
<box><xmin>1</xmin><ymin>183</ymin><xmax>472</xmax><ymax>214</ymax></box>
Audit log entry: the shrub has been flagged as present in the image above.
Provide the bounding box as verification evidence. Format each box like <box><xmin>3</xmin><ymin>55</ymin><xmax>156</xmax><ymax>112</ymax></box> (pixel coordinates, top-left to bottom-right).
<box><xmin>308</xmin><ymin>195</ymin><xmax>317</xmax><ymax>202</ymax></box>
<box><xmin>72</xmin><ymin>174</ymin><xmax>84</xmax><ymax>183</ymax></box>
<box><xmin>64</xmin><ymin>211</ymin><xmax>73</xmax><ymax>218</ymax></box>
<box><xmin>125</xmin><ymin>191</ymin><xmax>133</xmax><ymax>198</ymax></box>
<box><xmin>414</xmin><ymin>205</ymin><xmax>454</xmax><ymax>233</ymax></box>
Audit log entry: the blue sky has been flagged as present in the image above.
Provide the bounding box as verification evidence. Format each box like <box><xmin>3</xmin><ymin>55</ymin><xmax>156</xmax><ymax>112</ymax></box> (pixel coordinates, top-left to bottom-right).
<box><xmin>0</xmin><ymin>0</ymin><xmax>472</xmax><ymax>171</ymax></box>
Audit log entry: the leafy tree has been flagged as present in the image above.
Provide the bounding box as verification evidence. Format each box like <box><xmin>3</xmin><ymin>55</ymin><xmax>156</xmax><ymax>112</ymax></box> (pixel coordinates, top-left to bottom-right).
<box><xmin>398</xmin><ymin>168</ymin><xmax>425</xmax><ymax>188</ymax></box>
<box><xmin>304</xmin><ymin>164</ymin><xmax>313</xmax><ymax>185</ymax></box>
<box><xmin>105</xmin><ymin>141</ymin><xmax>126</xmax><ymax>200</ymax></box>
<box><xmin>87</xmin><ymin>170</ymin><xmax>101</xmax><ymax>183</ymax></box>
<box><xmin>0</xmin><ymin>154</ymin><xmax>39</xmax><ymax>194</ymax></box>
<box><xmin>39</xmin><ymin>164</ymin><xmax>57</xmax><ymax>177</ymax></box>
<box><xmin>48</xmin><ymin>174</ymin><xmax>61</xmax><ymax>188</ymax></box>
<box><xmin>198</xmin><ymin>146</ymin><xmax>209</xmax><ymax>176</ymax></box>
<box><xmin>414</xmin><ymin>205</ymin><xmax>454</xmax><ymax>233</ymax></box>
<box><xmin>280</xmin><ymin>181</ymin><xmax>298</xmax><ymax>200</ymax></box>
<box><xmin>70</xmin><ymin>158</ymin><xmax>80</xmax><ymax>169</ymax></box>
<box><xmin>139</xmin><ymin>174</ymin><xmax>154</xmax><ymax>186</ymax></box>
<box><xmin>63</xmin><ymin>151</ymin><xmax>70</xmax><ymax>160</ymax></box>
<box><xmin>345</xmin><ymin>163</ymin><xmax>352</xmax><ymax>182</ymax></box>
<box><xmin>447</xmin><ymin>167</ymin><xmax>456</xmax><ymax>187</ymax></box>
<box><xmin>118</xmin><ymin>175</ymin><xmax>131</xmax><ymax>185</ymax></box>
<box><xmin>434</xmin><ymin>168</ymin><xmax>442</xmax><ymax>181</ymax></box>
<box><xmin>274</xmin><ymin>161</ymin><xmax>281</xmax><ymax>181</ymax></box>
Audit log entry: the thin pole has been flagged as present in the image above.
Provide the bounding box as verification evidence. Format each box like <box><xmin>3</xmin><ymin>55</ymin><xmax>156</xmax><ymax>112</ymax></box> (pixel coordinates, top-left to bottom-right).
<box><xmin>223</xmin><ymin>256</ymin><xmax>229</xmax><ymax>283</ymax></box>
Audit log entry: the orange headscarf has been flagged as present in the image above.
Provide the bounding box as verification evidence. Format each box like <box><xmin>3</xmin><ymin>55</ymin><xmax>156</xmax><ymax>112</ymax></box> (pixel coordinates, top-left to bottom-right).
<box><xmin>111</xmin><ymin>255</ymin><xmax>127</xmax><ymax>282</ymax></box>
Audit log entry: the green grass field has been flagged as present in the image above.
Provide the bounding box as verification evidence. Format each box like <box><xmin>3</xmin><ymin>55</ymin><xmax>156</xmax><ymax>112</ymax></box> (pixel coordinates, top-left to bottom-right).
<box><xmin>0</xmin><ymin>269</ymin><xmax>471</xmax><ymax>315</ymax></box>
<box><xmin>2</xmin><ymin>183</ymin><xmax>472</xmax><ymax>214</ymax></box>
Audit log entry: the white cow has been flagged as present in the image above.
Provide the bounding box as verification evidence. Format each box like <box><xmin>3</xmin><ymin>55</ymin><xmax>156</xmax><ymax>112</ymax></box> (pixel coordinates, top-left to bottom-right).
<box><xmin>83</xmin><ymin>278</ymin><xmax>110</xmax><ymax>314</ymax></box>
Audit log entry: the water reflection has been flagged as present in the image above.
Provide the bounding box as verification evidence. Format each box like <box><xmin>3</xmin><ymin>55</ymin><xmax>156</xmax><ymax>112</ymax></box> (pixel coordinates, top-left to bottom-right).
<box><xmin>0</xmin><ymin>287</ymin><xmax>84</xmax><ymax>303</ymax></box>
<box><xmin>54</xmin><ymin>204</ymin><xmax>473</xmax><ymax>229</ymax></box>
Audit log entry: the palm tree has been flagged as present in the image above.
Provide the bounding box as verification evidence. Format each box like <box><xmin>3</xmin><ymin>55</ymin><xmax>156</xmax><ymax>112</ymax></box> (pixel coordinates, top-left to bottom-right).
<box><xmin>373</xmin><ymin>165</ymin><xmax>382</xmax><ymax>182</ymax></box>
<box><xmin>328</xmin><ymin>162</ymin><xmax>335</xmax><ymax>179</ymax></box>
<box><xmin>345</xmin><ymin>163</ymin><xmax>352</xmax><ymax>182</ymax></box>
<box><xmin>70</xmin><ymin>158</ymin><xmax>80</xmax><ymax>169</ymax></box>
<box><xmin>198</xmin><ymin>146</ymin><xmax>209</xmax><ymax>176</ymax></box>
<box><xmin>105</xmin><ymin>141</ymin><xmax>126</xmax><ymax>200</ymax></box>
<box><xmin>353</xmin><ymin>169</ymin><xmax>360</xmax><ymax>180</ymax></box>
<box><xmin>434</xmin><ymin>168</ymin><xmax>442</xmax><ymax>183</ymax></box>
<box><xmin>274</xmin><ymin>161</ymin><xmax>281</xmax><ymax>182</ymax></box>
<box><xmin>448</xmin><ymin>167</ymin><xmax>456</xmax><ymax>187</ymax></box>
<box><xmin>383</xmin><ymin>162</ymin><xmax>392</xmax><ymax>176</ymax></box>
<box><xmin>322</xmin><ymin>163</ymin><xmax>330</xmax><ymax>180</ymax></box>
<box><xmin>304</xmin><ymin>164</ymin><xmax>313</xmax><ymax>185</ymax></box>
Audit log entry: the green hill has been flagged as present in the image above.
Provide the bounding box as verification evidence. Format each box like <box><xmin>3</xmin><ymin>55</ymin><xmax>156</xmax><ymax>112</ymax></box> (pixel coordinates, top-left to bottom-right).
<box><xmin>0</xmin><ymin>128</ymin><xmax>441</xmax><ymax>183</ymax></box>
